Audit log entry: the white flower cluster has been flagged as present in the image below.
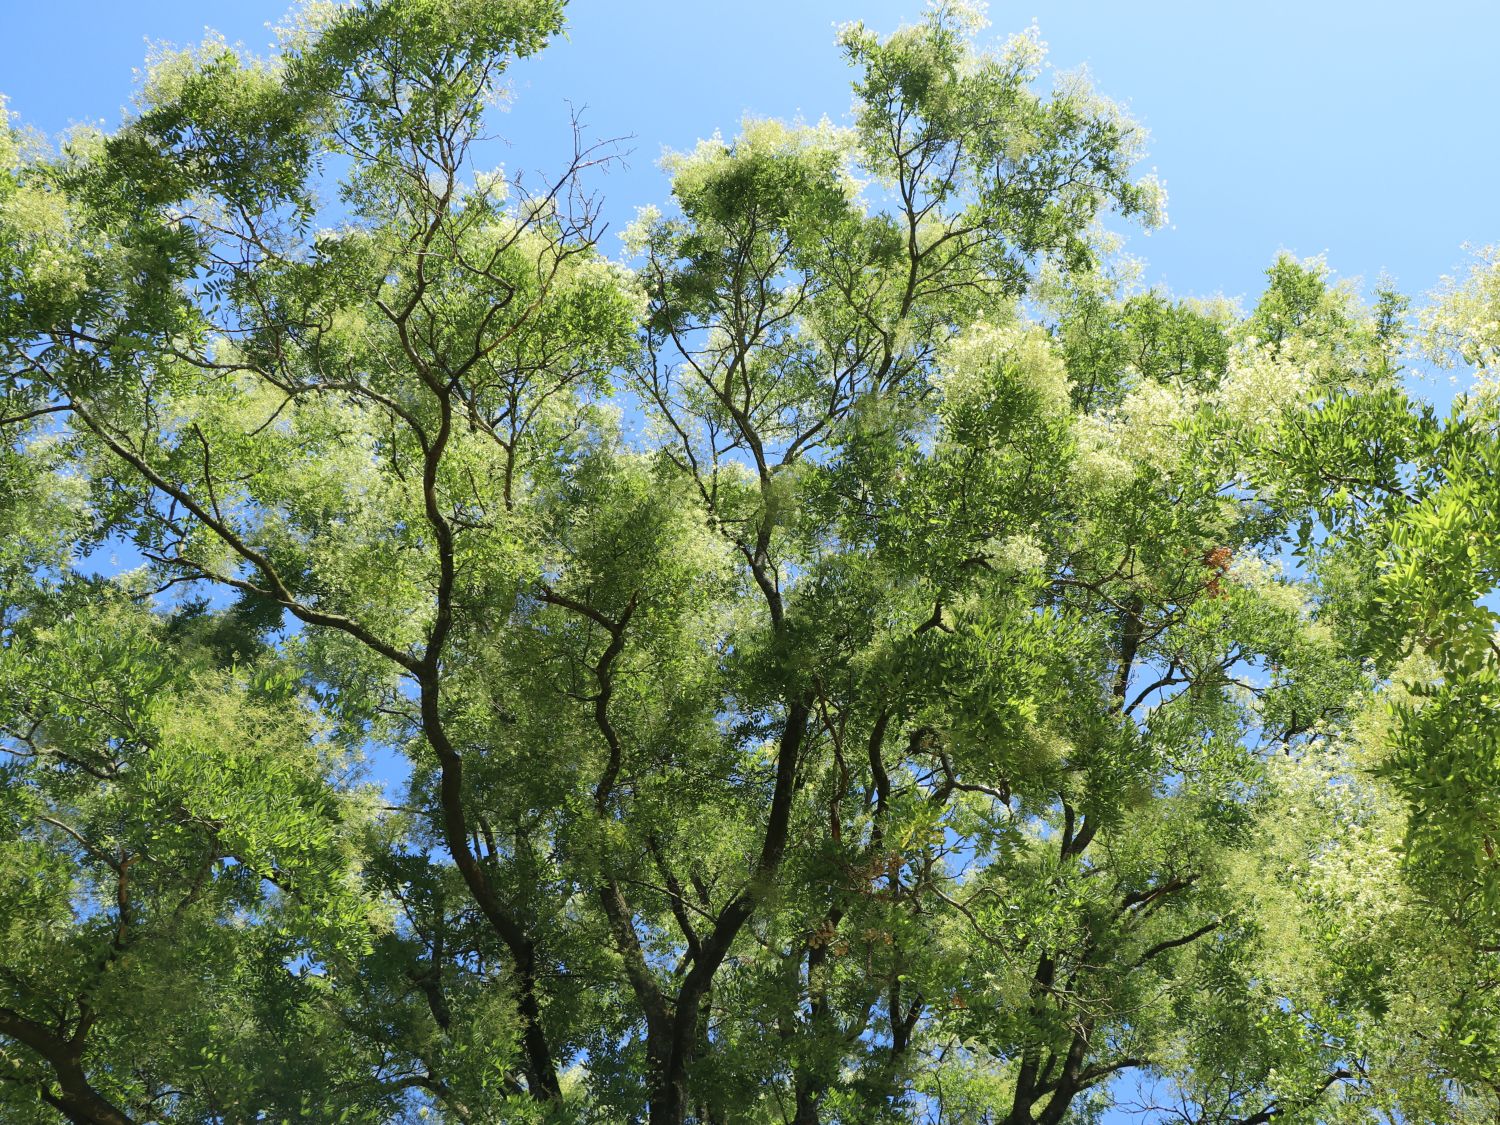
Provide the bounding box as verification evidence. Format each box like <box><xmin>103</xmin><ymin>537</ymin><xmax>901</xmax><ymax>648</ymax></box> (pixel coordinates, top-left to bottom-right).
<box><xmin>1269</xmin><ymin>742</ymin><xmax>1407</xmax><ymax>939</ymax></box>
<box><xmin>662</xmin><ymin>117</ymin><xmax>856</xmax><ymax>205</ymax></box>
<box><xmin>937</xmin><ymin>321</ymin><xmax>1072</xmax><ymax>420</ymax></box>
<box><xmin>1118</xmin><ymin>379</ymin><xmax>1196</xmax><ymax>471</ymax></box>
<box><xmin>619</xmin><ymin>204</ymin><xmax>662</xmax><ymax>258</ymax></box>
<box><xmin>1071</xmin><ymin>414</ymin><xmax>1134</xmax><ymax>494</ymax></box>
<box><xmin>1</xmin><ymin>177</ymin><xmax>86</xmax><ymax>307</ymax></box>
<box><xmin>1423</xmin><ymin>246</ymin><xmax>1500</xmax><ymax>408</ymax></box>
<box><xmin>996</xmin><ymin>19</ymin><xmax>1045</xmax><ymax>77</ymax></box>
<box><xmin>983</xmin><ymin>533</ymin><xmax>1046</xmax><ymax>576</ymax></box>
<box><xmin>1227</xmin><ymin>555</ymin><xmax>1310</xmax><ymax>619</ymax></box>
<box><xmin>1213</xmin><ymin>346</ymin><xmax>1311</xmax><ymax>432</ymax></box>
<box><xmin>1073</xmin><ymin>378</ymin><xmax>1197</xmax><ymax>493</ymax></box>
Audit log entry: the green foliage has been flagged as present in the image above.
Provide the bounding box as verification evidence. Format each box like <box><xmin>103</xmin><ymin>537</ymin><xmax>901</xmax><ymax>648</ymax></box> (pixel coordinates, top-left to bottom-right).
<box><xmin>2</xmin><ymin>4</ymin><xmax>1498</xmax><ymax>1124</ymax></box>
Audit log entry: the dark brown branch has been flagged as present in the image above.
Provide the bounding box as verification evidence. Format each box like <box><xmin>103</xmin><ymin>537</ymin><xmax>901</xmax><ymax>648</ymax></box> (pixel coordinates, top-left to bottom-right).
<box><xmin>0</xmin><ymin>1006</ymin><xmax>135</xmax><ymax>1125</ymax></box>
<box><xmin>1134</xmin><ymin>920</ymin><xmax>1220</xmax><ymax>968</ymax></box>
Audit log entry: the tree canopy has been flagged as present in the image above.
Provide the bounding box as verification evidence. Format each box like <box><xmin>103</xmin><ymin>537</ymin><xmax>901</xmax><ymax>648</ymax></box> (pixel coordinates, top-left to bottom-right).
<box><xmin>2</xmin><ymin>2</ymin><xmax>1499</xmax><ymax>1122</ymax></box>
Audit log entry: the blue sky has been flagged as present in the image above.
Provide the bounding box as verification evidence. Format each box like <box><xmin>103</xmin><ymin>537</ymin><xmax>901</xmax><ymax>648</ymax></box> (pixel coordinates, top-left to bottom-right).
<box><xmin>4</xmin><ymin>0</ymin><xmax>1500</xmax><ymax>314</ymax></box>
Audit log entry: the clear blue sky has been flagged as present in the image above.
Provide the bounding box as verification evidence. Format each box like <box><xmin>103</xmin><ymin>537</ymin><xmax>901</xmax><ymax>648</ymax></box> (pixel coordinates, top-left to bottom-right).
<box><xmin>4</xmin><ymin>0</ymin><xmax>1500</xmax><ymax>311</ymax></box>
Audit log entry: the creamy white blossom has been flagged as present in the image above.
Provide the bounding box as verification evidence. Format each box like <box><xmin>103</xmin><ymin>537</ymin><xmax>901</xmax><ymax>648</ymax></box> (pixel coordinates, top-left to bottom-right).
<box><xmin>937</xmin><ymin>322</ymin><xmax>1071</xmax><ymax>419</ymax></box>
<box><xmin>1214</xmin><ymin>346</ymin><xmax>1312</xmax><ymax>431</ymax></box>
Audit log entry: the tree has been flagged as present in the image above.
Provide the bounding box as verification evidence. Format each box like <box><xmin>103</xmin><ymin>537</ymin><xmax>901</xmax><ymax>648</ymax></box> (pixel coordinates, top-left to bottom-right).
<box><xmin>1</xmin><ymin>2</ymin><xmax>1496</xmax><ymax>1122</ymax></box>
